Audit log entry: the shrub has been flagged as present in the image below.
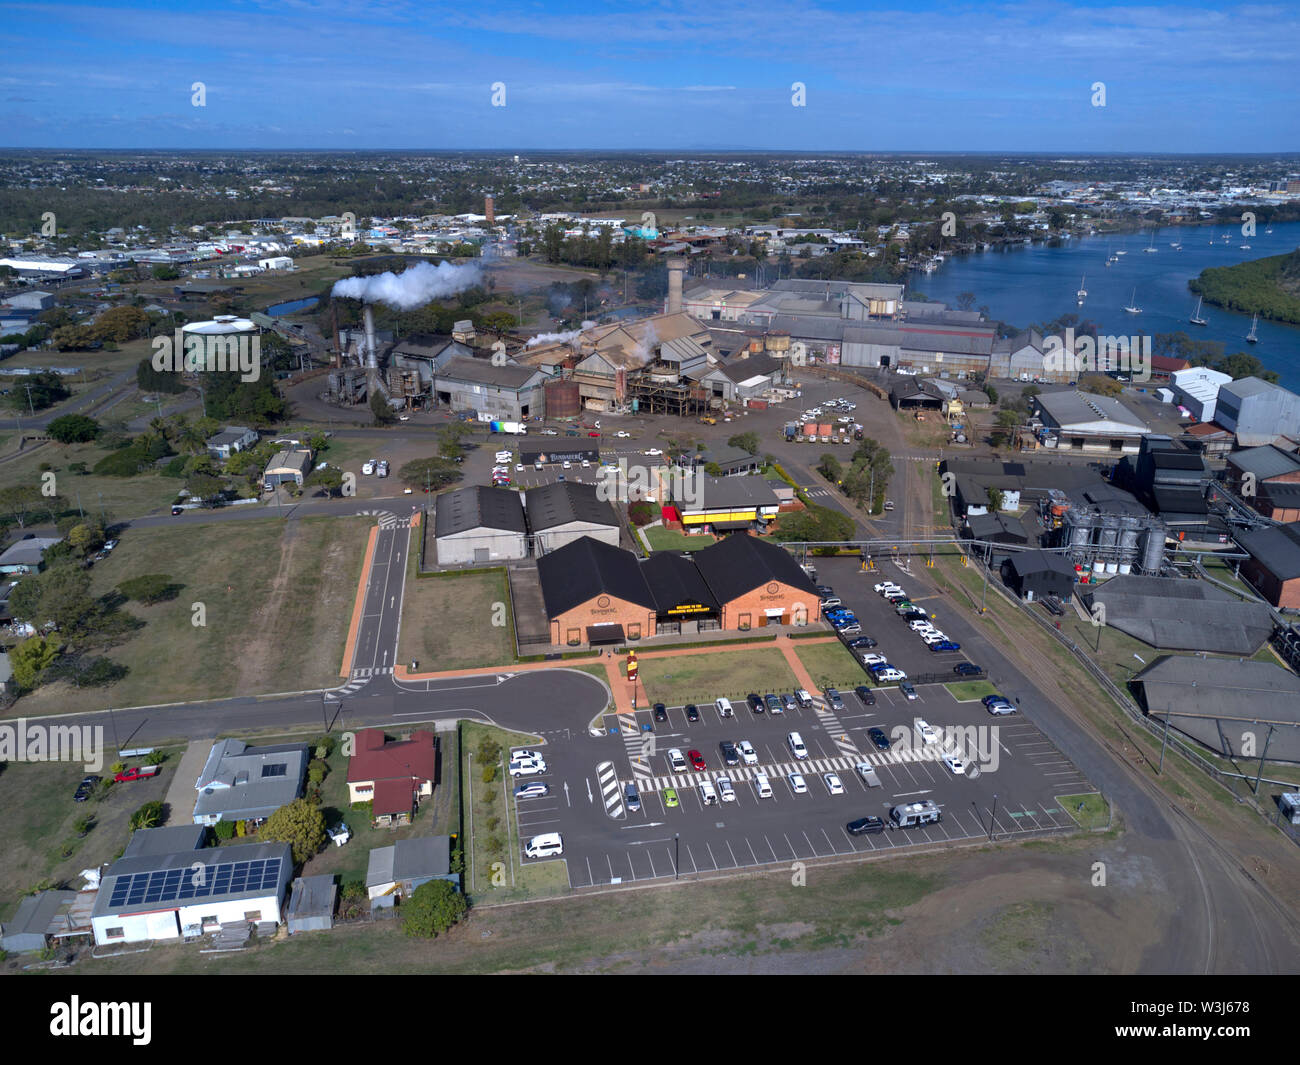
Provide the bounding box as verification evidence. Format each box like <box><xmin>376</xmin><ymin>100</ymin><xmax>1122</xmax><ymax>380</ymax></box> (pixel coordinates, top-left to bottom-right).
<box><xmin>110</xmin><ymin>761</ymin><xmax>126</xmax><ymax>775</ymax></box>
<box><xmin>480</xmin><ymin>765</ymin><xmax>497</xmax><ymax>784</ymax></box>
<box><xmin>628</xmin><ymin>500</ymin><xmax>655</xmax><ymax>526</ymax></box>
<box><xmin>144</xmin><ymin>750</ymin><xmax>166</xmax><ymax>766</ymax></box>
<box><xmin>213</xmin><ymin>819</ymin><xmax>236</xmax><ymax>841</ymax></box>
<box><xmin>484</xmin><ymin>816</ymin><xmax>500</xmax><ymax>833</ymax></box>
<box><xmin>312</xmin><ymin>734</ymin><xmax>336</xmax><ymax>759</ymax></box>
<box><xmin>128</xmin><ymin>800</ymin><xmax>164</xmax><ymax>831</ymax></box>
<box><xmin>401</xmin><ymin>880</ymin><xmax>468</xmax><ymax>938</ymax></box>
<box><xmin>307</xmin><ymin>758</ymin><xmax>328</xmax><ymax>787</ymax></box>
<box><xmin>235</xmin><ymin>819</ymin><xmax>247</xmax><ymax>837</ymax></box>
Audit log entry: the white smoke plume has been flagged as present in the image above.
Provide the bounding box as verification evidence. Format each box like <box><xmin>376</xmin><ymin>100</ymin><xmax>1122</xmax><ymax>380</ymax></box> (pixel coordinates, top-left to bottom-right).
<box><xmin>526</xmin><ymin>320</ymin><xmax>595</xmax><ymax>347</ymax></box>
<box><xmin>631</xmin><ymin>321</ymin><xmax>660</xmax><ymax>366</ymax></box>
<box><xmin>331</xmin><ymin>260</ymin><xmax>482</xmax><ymax>309</ymax></box>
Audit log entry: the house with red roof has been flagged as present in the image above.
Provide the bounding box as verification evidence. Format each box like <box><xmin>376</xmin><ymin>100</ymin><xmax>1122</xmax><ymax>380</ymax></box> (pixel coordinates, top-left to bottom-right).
<box><xmin>346</xmin><ymin>729</ymin><xmax>439</xmax><ymax>827</ymax></box>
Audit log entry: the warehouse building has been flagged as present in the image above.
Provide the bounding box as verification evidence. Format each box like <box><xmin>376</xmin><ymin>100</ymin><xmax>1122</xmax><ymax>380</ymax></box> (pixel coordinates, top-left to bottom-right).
<box><xmin>537</xmin><ymin>533</ymin><xmax>819</xmax><ymax>646</ymax></box>
<box><xmin>1033</xmin><ymin>391</ymin><xmax>1151</xmax><ymax>454</ymax></box>
<box><xmin>1213</xmin><ymin>377</ymin><xmax>1300</xmax><ymax>447</ymax></box>
<box><xmin>434</xmin><ymin>485</ymin><xmax>527</xmax><ymax>565</ymax></box>
<box><xmin>1226</xmin><ymin>445</ymin><xmax>1300</xmax><ymax>523</ymax></box>
<box><xmin>262</xmin><ymin>448</ymin><xmax>312</xmax><ymax>490</ymax></box>
<box><xmin>1235</xmin><ymin>521</ymin><xmax>1300</xmax><ymax>608</ymax></box>
<box><xmin>1001</xmin><ymin>550</ymin><xmax>1077</xmax><ymax>602</ymax></box>
<box><xmin>1131</xmin><ymin>656</ymin><xmax>1300</xmax><ymax>764</ymax></box>
<box><xmin>432</xmin><ymin>357</ymin><xmax>550</xmax><ymax>420</ymax></box>
<box><xmin>1082</xmin><ymin>575</ymin><xmax>1273</xmax><ymax>655</ymax></box>
<box><xmin>1169</xmin><ymin>366</ymin><xmax>1233</xmax><ymax>424</ymax></box>
<box><xmin>524</xmin><ymin>481</ymin><xmax>620</xmax><ymax>556</ymax></box>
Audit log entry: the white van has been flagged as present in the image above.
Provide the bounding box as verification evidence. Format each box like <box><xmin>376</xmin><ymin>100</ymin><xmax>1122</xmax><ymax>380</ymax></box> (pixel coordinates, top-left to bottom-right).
<box><xmin>787</xmin><ymin>731</ymin><xmax>809</xmax><ymax>759</ymax></box>
<box><xmin>524</xmin><ymin>832</ymin><xmax>564</xmax><ymax>858</ymax></box>
<box><xmin>754</xmin><ymin>773</ymin><xmax>773</xmax><ymax>799</ymax></box>
<box><xmin>715</xmin><ymin>697</ymin><xmax>735</xmax><ymax>718</ymax></box>
<box><xmin>699</xmin><ymin>780</ymin><xmax>718</xmax><ymax>806</ymax></box>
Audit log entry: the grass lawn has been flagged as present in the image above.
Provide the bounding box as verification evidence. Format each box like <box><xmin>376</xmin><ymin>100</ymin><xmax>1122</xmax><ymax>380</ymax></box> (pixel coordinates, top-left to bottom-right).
<box><xmin>398</xmin><ymin>570</ymin><xmax>514</xmax><ymax>671</ymax></box>
<box><xmin>1058</xmin><ymin>793</ymin><xmax>1110</xmax><ymax>830</ymax></box>
<box><xmin>642</xmin><ymin>524</ymin><xmax>713</xmax><ymax>552</ymax></box>
<box><xmin>945</xmin><ymin>680</ymin><xmax>999</xmax><ymax>702</ymax></box>
<box><xmin>70</xmin><ymin>839</ymin><xmax>950</xmax><ymax>973</ymax></box>
<box><xmin>0</xmin><ymin>749</ymin><xmax>180</xmax><ymax>919</ymax></box>
<box><xmin>637</xmin><ymin>647</ymin><xmax>797</xmax><ymax>707</ymax></box>
<box><xmin>460</xmin><ymin>721</ymin><xmax>565</xmax><ymax>904</ymax></box>
<box><xmin>793</xmin><ymin>640</ymin><xmax>867</xmax><ymax>690</ymax></box>
<box><xmin>13</xmin><ymin>516</ymin><xmax>371</xmax><ymax>717</ymax></box>
<box><xmin>0</xmin><ymin>438</ymin><xmax>184</xmax><ymax>526</ymax></box>
<box><xmin>299</xmin><ymin>727</ymin><xmax>461</xmax><ymax>889</ymax></box>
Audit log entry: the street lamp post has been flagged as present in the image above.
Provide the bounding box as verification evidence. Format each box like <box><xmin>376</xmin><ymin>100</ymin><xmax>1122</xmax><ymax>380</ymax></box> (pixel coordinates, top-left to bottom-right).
<box><xmin>674</xmin><ymin>833</ymin><xmax>680</xmax><ymax>880</ymax></box>
<box><xmin>988</xmin><ymin>793</ymin><xmax>998</xmax><ymax>841</ymax></box>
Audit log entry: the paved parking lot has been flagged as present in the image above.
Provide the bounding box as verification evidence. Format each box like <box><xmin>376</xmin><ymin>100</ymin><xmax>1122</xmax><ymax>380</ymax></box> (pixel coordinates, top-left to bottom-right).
<box><xmin>512</xmin><ymin>666</ymin><xmax>1095</xmax><ymax>889</ymax></box>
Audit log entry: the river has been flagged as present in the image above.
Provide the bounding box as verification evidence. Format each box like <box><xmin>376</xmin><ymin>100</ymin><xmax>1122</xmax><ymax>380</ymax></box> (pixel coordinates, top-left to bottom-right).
<box><xmin>914</xmin><ymin>221</ymin><xmax>1300</xmax><ymax>390</ymax></box>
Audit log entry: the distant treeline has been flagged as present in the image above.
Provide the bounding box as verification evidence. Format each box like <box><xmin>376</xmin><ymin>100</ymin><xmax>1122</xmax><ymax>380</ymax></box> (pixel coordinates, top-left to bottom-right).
<box><xmin>1190</xmin><ymin>249</ymin><xmax>1300</xmax><ymax>325</ymax></box>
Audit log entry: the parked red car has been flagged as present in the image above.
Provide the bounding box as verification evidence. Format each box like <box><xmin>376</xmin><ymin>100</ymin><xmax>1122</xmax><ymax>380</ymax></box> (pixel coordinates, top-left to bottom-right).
<box><xmin>115</xmin><ymin>765</ymin><xmax>161</xmax><ymax>783</ymax></box>
<box><xmin>688</xmin><ymin>750</ymin><xmax>707</xmax><ymax>771</ymax></box>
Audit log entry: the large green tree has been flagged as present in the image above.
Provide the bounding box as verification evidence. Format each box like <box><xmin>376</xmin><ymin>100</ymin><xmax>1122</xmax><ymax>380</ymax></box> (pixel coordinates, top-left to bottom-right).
<box><xmin>260</xmin><ymin>798</ymin><xmax>326</xmax><ymax>863</ymax></box>
<box><xmin>401</xmin><ymin>879</ymin><xmax>467</xmax><ymax>938</ymax></box>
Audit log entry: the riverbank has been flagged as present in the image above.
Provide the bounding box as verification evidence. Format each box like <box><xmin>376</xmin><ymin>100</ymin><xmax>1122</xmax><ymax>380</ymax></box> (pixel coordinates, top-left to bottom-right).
<box><xmin>1189</xmin><ymin>249</ymin><xmax>1300</xmax><ymax>325</ymax></box>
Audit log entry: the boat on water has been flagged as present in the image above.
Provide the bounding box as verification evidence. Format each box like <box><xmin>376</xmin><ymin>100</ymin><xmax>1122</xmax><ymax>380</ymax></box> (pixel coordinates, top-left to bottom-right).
<box><xmin>1124</xmin><ymin>288</ymin><xmax>1142</xmax><ymax>314</ymax></box>
<box><xmin>1266</xmin><ymin>228</ymin><xmax>1273</xmax><ymax>234</ymax></box>
<box><xmin>1115</xmin><ymin>249</ymin><xmax>1127</xmax><ymax>256</ymax></box>
<box><xmin>1076</xmin><ymin>275</ymin><xmax>1087</xmax><ymax>303</ymax></box>
<box><xmin>1190</xmin><ymin>297</ymin><xmax>1207</xmax><ymax>326</ymax></box>
<box><xmin>1143</xmin><ymin>231</ymin><xmax>1157</xmax><ymax>253</ymax></box>
<box><xmin>1169</xmin><ymin>241</ymin><xmax>1182</xmax><ymax>249</ymax></box>
<box><xmin>1240</xmin><ymin>244</ymin><xmax>1252</xmax><ymax>250</ymax></box>
<box><xmin>1247</xmin><ymin>313</ymin><xmax>1259</xmax><ymax>343</ymax></box>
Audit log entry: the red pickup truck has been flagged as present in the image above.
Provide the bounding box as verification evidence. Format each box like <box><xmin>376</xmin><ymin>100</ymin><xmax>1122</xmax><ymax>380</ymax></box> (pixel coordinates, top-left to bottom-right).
<box><xmin>115</xmin><ymin>765</ymin><xmax>161</xmax><ymax>783</ymax></box>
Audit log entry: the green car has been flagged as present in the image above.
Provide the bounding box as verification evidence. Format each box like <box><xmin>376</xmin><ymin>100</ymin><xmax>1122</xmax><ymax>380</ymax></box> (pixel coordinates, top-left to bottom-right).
<box><xmin>663</xmin><ymin>787</ymin><xmax>679</xmax><ymax>808</ymax></box>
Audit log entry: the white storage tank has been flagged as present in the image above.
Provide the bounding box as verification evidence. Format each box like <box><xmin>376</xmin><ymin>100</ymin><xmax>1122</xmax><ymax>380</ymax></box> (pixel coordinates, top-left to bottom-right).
<box><xmin>1105</xmin><ymin>562</ymin><xmax>1118</xmax><ymax>574</ymax></box>
<box><xmin>1092</xmin><ymin>561</ymin><xmax>1105</xmax><ymax>575</ymax></box>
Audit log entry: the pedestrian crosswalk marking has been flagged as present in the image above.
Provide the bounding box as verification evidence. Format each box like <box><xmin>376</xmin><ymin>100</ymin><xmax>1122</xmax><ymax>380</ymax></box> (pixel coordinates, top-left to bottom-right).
<box><xmin>597</xmin><ymin>761</ymin><xmax>624</xmax><ymax>818</ymax></box>
<box><xmin>351</xmin><ymin>666</ymin><xmax>394</xmax><ymax>678</ymax></box>
<box><xmin>631</xmin><ymin>745</ymin><xmax>945</xmax><ymax>791</ymax></box>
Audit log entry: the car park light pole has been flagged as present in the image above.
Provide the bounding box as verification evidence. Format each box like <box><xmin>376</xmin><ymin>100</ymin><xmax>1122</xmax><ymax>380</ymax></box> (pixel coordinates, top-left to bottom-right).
<box><xmin>988</xmin><ymin>793</ymin><xmax>998</xmax><ymax>842</ymax></box>
<box><xmin>674</xmin><ymin>833</ymin><xmax>680</xmax><ymax>880</ymax></box>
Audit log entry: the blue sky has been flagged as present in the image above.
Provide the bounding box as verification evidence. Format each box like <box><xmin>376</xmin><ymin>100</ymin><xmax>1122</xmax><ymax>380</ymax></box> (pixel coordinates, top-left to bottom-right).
<box><xmin>3</xmin><ymin>0</ymin><xmax>1298</xmax><ymax>151</ymax></box>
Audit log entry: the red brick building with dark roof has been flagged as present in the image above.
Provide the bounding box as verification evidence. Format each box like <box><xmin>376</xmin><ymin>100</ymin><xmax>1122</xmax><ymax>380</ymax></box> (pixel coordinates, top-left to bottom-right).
<box><xmin>347</xmin><ymin>729</ymin><xmax>439</xmax><ymax>825</ymax></box>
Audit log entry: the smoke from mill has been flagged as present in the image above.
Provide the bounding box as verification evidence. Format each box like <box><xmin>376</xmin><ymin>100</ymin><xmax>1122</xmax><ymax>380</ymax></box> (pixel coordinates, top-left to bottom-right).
<box><xmin>331</xmin><ymin>260</ymin><xmax>482</xmax><ymax>309</ymax></box>
<box><xmin>526</xmin><ymin>321</ymin><xmax>595</xmax><ymax>347</ymax></box>
<box><xmin>631</xmin><ymin>321</ymin><xmax>659</xmax><ymax>366</ymax></box>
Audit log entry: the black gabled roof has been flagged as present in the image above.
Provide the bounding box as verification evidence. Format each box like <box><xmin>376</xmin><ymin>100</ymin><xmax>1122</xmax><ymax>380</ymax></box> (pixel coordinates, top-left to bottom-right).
<box><xmin>537</xmin><ymin>536</ymin><xmax>657</xmax><ymax>617</ymax></box>
<box><xmin>692</xmin><ymin>534</ymin><xmax>819</xmax><ymax>603</ymax></box>
<box><xmin>434</xmin><ymin>485</ymin><xmax>526</xmax><ymax>537</ymax></box>
<box><xmin>1006</xmin><ymin>549</ymin><xmax>1076</xmax><ymax>577</ymax></box>
<box><xmin>1237</xmin><ymin>522</ymin><xmax>1300</xmax><ymax>580</ymax></box>
<box><xmin>525</xmin><ymin>481</ymin><xmax>618</xmax><ymax>532</ymax></box>
<box><xmin>642</xmin><ymin>552</ymin><xmax>720</xmax><ymax>614</ymax></box>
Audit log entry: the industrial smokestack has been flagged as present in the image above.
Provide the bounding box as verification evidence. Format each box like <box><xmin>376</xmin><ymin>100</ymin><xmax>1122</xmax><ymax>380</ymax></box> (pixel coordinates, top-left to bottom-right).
<box><xmin>485</xmin><ymin>194</ymin><xmax>495</xmax><ymax>226</ymax></box>
<box><xmin>667</xmin><ymin>256</ymin><xmax>686</xmax><ymax>315</ymax></box>
<box><xmin>363</xmin><ymin>306</ymin><xmax>377</xmax><ymax>369</ymax></box>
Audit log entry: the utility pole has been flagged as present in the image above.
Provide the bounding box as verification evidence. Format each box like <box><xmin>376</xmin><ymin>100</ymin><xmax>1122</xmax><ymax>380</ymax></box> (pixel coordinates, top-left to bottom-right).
<box><xmin>979</xmin><ymin>541</ymin><xmax>991</xmax><ymax>614</ymax></box>
<box><xmin>988</xmin><ymin>793</ymin><xmax>998</xmax><ymax>841</ymax></box>
<box><xmin>23</xmin><ymin>383</ymin><xmax>36</xmax><ymax>417</ymax></box>
<box><xmin>1252</xmin><ymin>723</ymin><xmax>1275</xmax><ymax>795</ymax></box>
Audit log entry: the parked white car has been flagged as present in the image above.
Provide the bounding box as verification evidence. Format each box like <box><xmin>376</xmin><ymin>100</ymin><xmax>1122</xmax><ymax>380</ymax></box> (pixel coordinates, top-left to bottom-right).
<box><xmin>737</xmin><ymin>740</ymin><xmax>759</xmax><ymax>766</ymax></box>
<box><xmin>943</xmin><ymin>753</ymin><xmax>968</xmax><ymax>776</ymax></box>
<box><xmin>861</xmin><ymin>652</ymin><xmax>889</xmax><ymax>666</ymax></box>
<box><xmin>361</xmin><ymin>460</ymin><xmax>375</xmax><ymax>475</ymax></box>
<box><xmin>824</xmin><ymin>772</ymin><xmax>845</xmax><ymax>796</ymax></box>
<box><xmin>789</xmin><ymin>772</ymin><xmax>808</xmax><ymax>795</ymax></box>
<box><xmin>667</xmin><ymin>748</ymin><xmax>688</xmax><ymax>772</ymax></box>
<box><xmin>915</xmin><ymin>719</ymin><xmax>941</xmax><ymax>746</ymax></box>
<box><xmin>644</xmin><ymin>448</ymin><xmax>663</xmax><ymax>456</ymax></box>
<box><xmin>717</xmin><ymin>777</ymin><xmax>736</xmax><ymax>803</ymax></box>
<box><xmin>616</xmin><ymin>430</ymin><xmax>631</xmax><ymax>438</ymax></box>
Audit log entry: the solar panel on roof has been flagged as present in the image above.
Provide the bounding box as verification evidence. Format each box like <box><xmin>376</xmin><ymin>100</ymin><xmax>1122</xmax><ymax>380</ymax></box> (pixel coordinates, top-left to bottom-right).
<box><xmin>105</xmin><ymin>855</ymin><xmax>284</xmax><ymax>910</ymax></box>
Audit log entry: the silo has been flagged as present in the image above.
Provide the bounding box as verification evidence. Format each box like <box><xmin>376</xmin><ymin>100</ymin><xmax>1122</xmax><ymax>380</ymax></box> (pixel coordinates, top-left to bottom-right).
<box><xmin>1140</xmin><ymin>524</ymin><xmax>1165</xmax><ymax>573</ymax></box>
<box><xmin>544</xmin><ymin>379</ymin><xmax>581</xmax><ymax>419</ymax></box>
<box><xmin>1119</xmin><ymin>516</ymin><xmax>1141</xmax><ymax>563</ymax></box>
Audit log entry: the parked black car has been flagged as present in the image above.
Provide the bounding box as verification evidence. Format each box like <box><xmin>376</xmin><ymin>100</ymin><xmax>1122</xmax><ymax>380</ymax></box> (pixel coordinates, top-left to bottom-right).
<box><xmin>747</xmin><ymin>693</ymin><xmax>765</xmax><ymax>714</ymax></box>
<box><xmin>846</xmin><ymin>815</ymin><xmax>886</xmax><ymax>835</ymax></box>
<box><xmin>685</xmin><ymin>703</ymin><xmax>700</xmax><ymax>722</ymax></box>
<box><xmin>73</xmin><ymin>775</ymin><xmax>101</xmax><ymax>802</ymax></box>
<box><xmin>719</xmin><ymin>741</ymin><xmax>740</xmax><ymax>766</ymax></box>
<box><xmin>854</xmin><ymin>685</ymin><xmax>877</xmax><ymax>707</ymax></box>
<box><xmin>953</xmin><ymin>662</ymin><xmax>982</xmax><ymax>676</ymax></box>
<box><xmin>846</xmin><ymin>636</ymin><xmax>878</xmax><ymax>649</ymax></box>
<box><xmin>653</xmin><ymin>703</ymin><xmax>667</xmax><ymax>722</ymax></box>
<box><xmin>868</xmin><ymin>727</ymin><xmax>891</xmax><ymax>751</ymax></box>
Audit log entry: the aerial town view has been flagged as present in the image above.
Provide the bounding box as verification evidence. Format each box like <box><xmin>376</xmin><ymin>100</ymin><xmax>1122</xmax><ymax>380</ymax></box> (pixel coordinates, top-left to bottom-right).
<box><xmin>2</xmin><ymin>0</ymin><xmax>1299</xmax><ymax>1019</ymax></box>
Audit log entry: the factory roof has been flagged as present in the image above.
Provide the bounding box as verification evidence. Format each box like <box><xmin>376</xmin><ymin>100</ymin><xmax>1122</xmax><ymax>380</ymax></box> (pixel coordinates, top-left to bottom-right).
<box><xmin>434</xmin><ymin>485</ymin><xmax>527</xmax><ymax>537</ymax></box>
<box><xmin>435</xmin><ymin>356</ymin><xmax>544</xmax><ymax>389</ymax></box>
<box><xmin>524</xmin><ymin>481</ymin><xmax>618</xmax><ymax>532</ymax></box>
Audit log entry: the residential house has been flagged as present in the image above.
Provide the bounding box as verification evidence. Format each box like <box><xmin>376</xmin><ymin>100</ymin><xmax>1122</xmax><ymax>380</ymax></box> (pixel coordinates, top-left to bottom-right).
<box><xmin>346</xmin><ymin>728</ymin><xmax>438</xmax><ymax>827</ymax></box>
